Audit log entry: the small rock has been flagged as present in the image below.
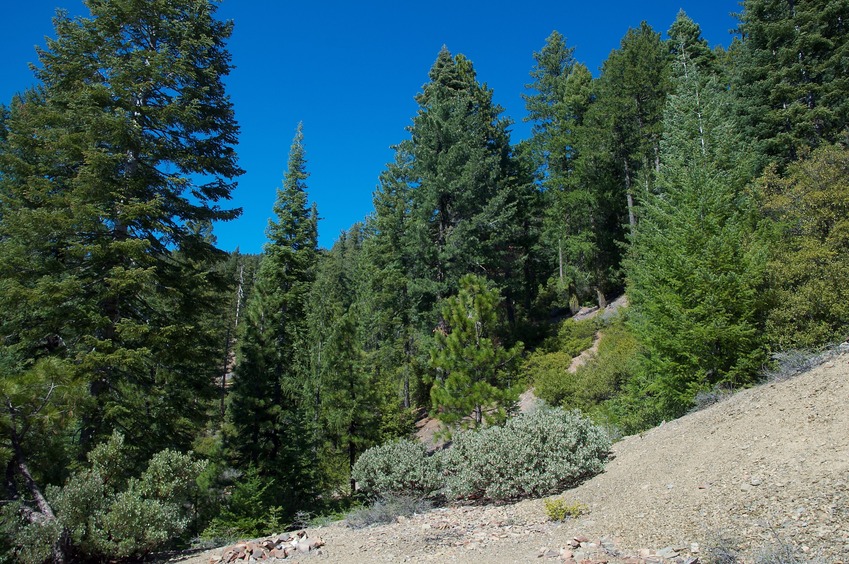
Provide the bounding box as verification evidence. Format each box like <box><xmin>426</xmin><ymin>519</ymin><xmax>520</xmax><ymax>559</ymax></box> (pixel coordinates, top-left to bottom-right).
<box><xmin>657</xmin><ymin>546</ymin><xmax>679</xmax><ymax>559</ymax></box>
<box><xmin>750</xmin><ymin>477</ymin><xmax>762</xmax><ymax>486</ymax></box>
<box><xmin>574</xmin><ymin>535</ymin><xmax>590</xmax><ymax>544</ymax></box>
<box><xmin>690</xmin><ymin>542</ymin><xmax>700</xmax><ymax>554</ymax></box>
<box><xmin>560</xmin><ymin>548</ymin><xmax>574</xmax><ymax>559</ymax></box>
<box><xmin>740</xmin><ymin>483</ymin><xmax>752</xmax><ymax>492</ymax></box>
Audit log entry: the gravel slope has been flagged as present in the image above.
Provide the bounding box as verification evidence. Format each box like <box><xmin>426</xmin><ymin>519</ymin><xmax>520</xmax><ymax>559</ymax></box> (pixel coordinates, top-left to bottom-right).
<box><xmin>174</xmin><ymin>351</ymin><xmax>849</xmax><ymax>564</ymax></box>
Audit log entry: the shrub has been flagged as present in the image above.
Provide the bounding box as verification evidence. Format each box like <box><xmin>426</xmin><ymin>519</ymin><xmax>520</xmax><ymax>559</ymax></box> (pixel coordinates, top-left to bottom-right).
<box><xmin>351</xmin><ymin>439</ymin><xmax>441</xmax><ymax>499</ymax></box>
<box><xmin>439</xmin><ymin>408</ymin><xmax>610</xmax><ymax>502</ymax></box>
<box><xmin>345</xmin><ymin>495</ymin><xmax>432</xmax><ymax>529</ymax></box>
<box><xmin>543</xmin><ymin>498</ymin><xmax>588</xmax><ymax>521</ymax></box>
<box><xmin>15</xmin><ymin>432</ymin><xmax>208</xmax><ymax>561</ymax></box>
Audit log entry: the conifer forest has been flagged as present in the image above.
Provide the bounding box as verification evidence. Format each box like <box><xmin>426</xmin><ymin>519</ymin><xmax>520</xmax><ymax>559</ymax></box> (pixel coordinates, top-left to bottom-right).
<box><xmin>1</xmin><ymin>1</ymin><xmax>848</xmax><ymax>560</ymax></box>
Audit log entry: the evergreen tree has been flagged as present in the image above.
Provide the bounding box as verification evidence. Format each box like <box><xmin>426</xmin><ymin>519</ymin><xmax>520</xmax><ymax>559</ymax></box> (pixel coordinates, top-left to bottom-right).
<box><xmin>406</xmin><ymin>47</ymin><xmax>526</xmax><ymax>324</ymax></box>
<box><xmin>429</xmin><ymin>275</ymin><xmax>523</xmax><ymax>430</ymax></box>
<box><xmin>524</xmin><ymin>31</ymin><xmax>611</xmax><ymax>305</ymax></box>
<box><xmin>733</xmin><ymin>0</ymin><xmax>849</xmax><ymax>165</ymax></box>
<box><xmin>306</xmin><ymin>228</ymin><xmax>381</xmax><ymax>493</ymax></box>
<box><xmin>226</xmin><ymin>123</ymin><xmax>318</xmax><ymax>514</ymax></box>
<box><xmin>626</xmin><ymin>49</ymin><xmax>767</xmax><ymax>419</ymax></box>
<box><xmin>667</xmin><ymin>10</ymin><xmax>718</xmax><ymax>75</ymax></box>
<box><xmin>0</xmin><ymin>0</ymin><xmax>240</xmax><ymax>554</ymax></box>
<box><xmin>589</xmin><ymin>22</ymin><xmax>671</xmax><ymax>237</ymax></box>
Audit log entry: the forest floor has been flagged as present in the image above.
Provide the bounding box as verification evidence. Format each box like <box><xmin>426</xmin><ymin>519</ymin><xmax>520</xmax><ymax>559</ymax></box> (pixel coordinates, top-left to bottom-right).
<box><xmin>171</xmin><ymin>347</ymin><xmax>849</xmax><ymax>564</ymax></box>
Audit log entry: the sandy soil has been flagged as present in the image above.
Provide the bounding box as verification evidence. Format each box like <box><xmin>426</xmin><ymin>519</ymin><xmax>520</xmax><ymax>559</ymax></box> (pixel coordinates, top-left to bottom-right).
<box><xmin>173</xmin><ymin>349</ymin><xmax>849</xmax><ymax>564</ymax></box>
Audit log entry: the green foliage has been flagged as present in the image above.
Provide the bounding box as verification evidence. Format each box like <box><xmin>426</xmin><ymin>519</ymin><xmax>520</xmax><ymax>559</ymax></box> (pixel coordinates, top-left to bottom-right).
<box><xmin>759</xmin><ymin>144</ymin><xmax>849</xmax><ymax>348</ymax></box>
<box><xmin>439</xmin><ymin>408</ymin><xmax>610</xmax><ymax>502</ymax></box>
<box><xmin>350</xmin><ymin>440</ymin><xmax>442</xmax><ymax>500</ymax></box>
<box><xmin>201</xmin><ymin>466</ymin><xmax>283</xmax><ymax>541</ymax></box>
<box><xmin>543</xmin><ymin>498</ymin><xmax>588</xmax><ymax>521</ymax></box>
<box><xmin>226</xmin><ymin>124</ymin><xmax>319</xmax><ymax>515</ymax></box>
<box><xmin>353</xmin><ymin>409</ymin><xmax>609</xmax><ymax>504</ymax></box>
<box><xmin>626</xmin><ymin>46</ymin><xmax>768</xmax><ymax>420</ymax></box>
<box><xmin>4</xmin><ymin>432</ymin><xmax>206</xmax><ymax>561</ymax></box>
<box><xmin>532</xmin><ymin>318</ymin><xmax>640</xmax><ymax>420</ymax></box>
<box><xmin>0</xmin><ymin>0</ymin><xmax>241</xmax><ymax>458</ymax></box>
<box><xmin>429</xmin><ymin>275</ymin><xmax>523</xmax><ymax>430</ymax></box>
<box><xmin>733</xmin><ymin>0</ymin><xmax>849</xmax><ymax>165</ymax></box>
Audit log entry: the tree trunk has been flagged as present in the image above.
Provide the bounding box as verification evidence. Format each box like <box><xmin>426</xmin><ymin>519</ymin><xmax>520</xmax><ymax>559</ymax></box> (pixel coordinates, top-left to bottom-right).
<box><xmin>6</xmin><ymin>438</ymin><xmax>69</xmax><ymax>563</ymax></box>
<box><xmin>623</xmin><ymin>158</ymin><xmax>636</xmax><ymax>236</ymax></box>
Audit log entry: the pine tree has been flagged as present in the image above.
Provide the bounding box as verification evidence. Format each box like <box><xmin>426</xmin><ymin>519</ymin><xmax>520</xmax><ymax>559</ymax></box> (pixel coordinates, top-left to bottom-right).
<box><xmin>733</xmin><ymin>0</ymin><xmax>849</xmax><ymax>165</ymax></box>
<box><xmin>226</xmin><ymin>123</ymin><xmax>318</xmax><ymax>514</ymax></box>
<box><xmin>406</xmin><ymin>47</ymin><xmax>525</xmax><ymax>324</ymax></box>
<box><xmin>306</xmin><ymin>228</ymin><xmax>382</xmax><ymax>493</ymax></box>
<box><xmin>589</xmin><ymin>22</ymin><xmax>671</xmax><ymax>237</ymax></box>
<box><xmin>0</xmin><ymin>0</ymin><xmax>240</xmax><ymax>555</ymax></box>
<box><xmin>626</xmin><ymin>48</ymin><xmax>767</xmax><ymax>419</ymax></box>
<box><xmin>429</xmin><ymin>275</ymin><xmax>523</xmax><ymax>430</ymax></box>
<box><xmin>524</xmin><ymin>31</ymin><xmax>609</xmax><ymax>305</ymax></box>
<box><xmin>667</xmin><ymin>10</ymin><xmax>718</xmax><ymax>75</ymax></box>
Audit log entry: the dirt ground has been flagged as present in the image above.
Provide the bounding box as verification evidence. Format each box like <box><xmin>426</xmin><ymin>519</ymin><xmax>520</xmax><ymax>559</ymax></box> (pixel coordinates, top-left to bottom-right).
<box><xmin>172</xmin><ymin>350</ymin><xmax>849</xmax><ymax>564</ymax></box>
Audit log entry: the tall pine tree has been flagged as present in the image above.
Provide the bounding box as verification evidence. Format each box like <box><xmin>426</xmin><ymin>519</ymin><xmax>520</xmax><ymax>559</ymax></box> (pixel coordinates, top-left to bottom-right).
<box><xmin>627</xmin><ymin>44</ymin><xmax>767</xmax><ymax>419</ymax></box>
<box><xmin>0</xmin><ymin>0</ymin><xmax>241</xmax><ymax>552</ymax></box>
<box><xmin>226</xmin><ymin>123</ymin><xmax>318</xmax><ymax>515</ymax></box>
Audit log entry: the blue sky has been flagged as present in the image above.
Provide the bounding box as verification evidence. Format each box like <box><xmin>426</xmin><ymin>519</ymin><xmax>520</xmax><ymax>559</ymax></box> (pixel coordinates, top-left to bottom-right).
<box><xmin>1</xmin><ymin>1</ymin><xmax>741</xmax><ymax>252</ymax></box>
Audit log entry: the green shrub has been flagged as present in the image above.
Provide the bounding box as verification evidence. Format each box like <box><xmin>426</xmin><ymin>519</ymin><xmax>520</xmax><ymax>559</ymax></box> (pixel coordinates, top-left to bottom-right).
<box><xmin>526</xmin><ymin>317</ymin><xmax>599</xmax><ymax>406</ymax></box>
<box><xmin>543</xmin><ymin>318</ymin><xmax>598</xmax><ymax>356</ymax></box>
<box><xmin>351</xmin><ymin>439</ymin><xmax>442</xmax><ymax>499</ymax></box>
<box><xmin>439</xmin><ymin>408</ymin><xmax>610</xmax><ymax>502</ymax></box>
<box><xmin>567</xmin><ymin>320</ymin><xmax>639</xmax><ymax>413</ymax></box>
<box><xmin>6</xmin><ymin>432</ymin><xmax>207</xmax><ymax>562</ymax></box>
<box><xmin>543</xmin><ymin>498</ymin><xmax>588</xmax><ymax>521</ymax></box>
<box><xmin>353</xmin><ymin>409</ymin><xmax>609</xmax><ymax>504</ymax></box>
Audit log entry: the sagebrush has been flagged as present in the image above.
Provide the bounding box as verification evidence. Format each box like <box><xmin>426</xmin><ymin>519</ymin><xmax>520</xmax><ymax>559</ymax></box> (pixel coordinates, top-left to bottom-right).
<box><xmin>352</xmin><ymin>408</ymin><xmax>610</xmax><ymax>503</ymax></box>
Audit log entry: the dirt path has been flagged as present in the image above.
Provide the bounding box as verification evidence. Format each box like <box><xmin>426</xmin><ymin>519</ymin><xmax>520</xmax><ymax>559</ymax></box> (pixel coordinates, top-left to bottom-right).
<box><xmin>173</xmin><ymin>352</ymin><xmax>849</xmax><ymax>564</ymax></box>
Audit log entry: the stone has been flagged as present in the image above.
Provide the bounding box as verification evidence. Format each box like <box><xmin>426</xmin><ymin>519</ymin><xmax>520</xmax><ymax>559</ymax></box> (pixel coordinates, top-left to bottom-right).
<box><xmin>560</xmin><ymin>548</ymin><xmax>574</xmax><ymax>559</ymax></box>
<box><xmin>690</xmin><ymin>542</ymin><xmax>700</xmax><ymax>554</ymax></box>
<box><xmin>657</xmin><ymin>546</ymin><xmax>679</xmax><ymax>559</ymax></box>
<box><xmin>750</xmin><ymin>476</ymin><xmax>762</xmax><ymax>486</ymax></box>
<box><xmin>574</xmin><ymin>535</ymin><xmax>590</xmax><ymax>544</ymax></box>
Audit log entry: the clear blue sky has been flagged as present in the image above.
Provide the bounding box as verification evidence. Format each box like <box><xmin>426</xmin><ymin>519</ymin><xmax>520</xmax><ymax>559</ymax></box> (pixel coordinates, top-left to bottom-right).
<box><xmin>1</xmin><ymin>1</ymin><xmax>741</xmax><ymax>252</ymax></box>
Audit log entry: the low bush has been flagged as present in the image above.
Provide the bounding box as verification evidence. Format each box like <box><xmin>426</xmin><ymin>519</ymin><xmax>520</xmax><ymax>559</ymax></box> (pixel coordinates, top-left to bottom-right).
<box><xmin>352</xmin><ymin>409</ymin><xmax>610</xmax><ymax>505</ymax></box>
<box><xmin>4</xmin><ymin>432</ymin><xmax>207</xmax><ymax>563</ymax></box>
<box><xmin>350</xmin><ymin>439</ymin><xmax>442</xmax><ymax>499</ymax></box>
<box><xmin>543</xmin><ymin>498</ymin><xmax>588</xmax><ymax>521</ymax></box>
<box><xmin>345</xmin><ymin>495</ymin><xmax>433</xmax><ymax>529</ymax></box>
<box><xmin>439</xmin><ymin>408</ymin><xmax>610</xmax><ymax>502</ymax></box>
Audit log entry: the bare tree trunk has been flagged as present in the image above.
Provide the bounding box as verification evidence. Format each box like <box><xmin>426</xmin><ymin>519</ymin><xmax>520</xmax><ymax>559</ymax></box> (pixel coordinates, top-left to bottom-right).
<box><xmin>623</xmin><ymin>158</ymin><xmax>636</xmax><ymax>237</ymax></box>
<box><xmin>6</xmin><ymin>439</ymin><xmax>69</xmax><ymax>563</ymax></box>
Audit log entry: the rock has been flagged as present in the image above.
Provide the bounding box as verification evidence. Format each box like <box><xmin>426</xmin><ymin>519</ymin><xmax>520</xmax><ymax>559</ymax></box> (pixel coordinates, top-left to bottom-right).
<box><xmin>560</xmin><ymin>548</ymin><xmax>574</xmax><ymax>559</ymax></box>
<box><xmin>750</xmin><ymin>476</ymin><xmax>762</xmax><ymax>486</ymax></box>
<box><xmin>574</xmin><ymin>535</ymin><xmax>590</xmax><ymax>544</ymax></box>
<box><xmin>657</xmin><ymin>547</ymin><xmax>679</xmax><ymax>559</ymax></box>
<box><xmin>740</xmin><ymin>482</ymin><xmax>752</xmax><ymax>492</ymax></box>
<box><xmin>690</xmin><ymin>542</ymin><xmax>700</xmax><ymax>554</ymax></box>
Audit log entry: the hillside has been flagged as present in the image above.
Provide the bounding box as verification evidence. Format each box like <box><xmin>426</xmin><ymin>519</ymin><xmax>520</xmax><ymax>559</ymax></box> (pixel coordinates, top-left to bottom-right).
<box><xmin>175</xmin><ymin>351</ymin><xmax>849</xmax><ymax>563</ymax></box>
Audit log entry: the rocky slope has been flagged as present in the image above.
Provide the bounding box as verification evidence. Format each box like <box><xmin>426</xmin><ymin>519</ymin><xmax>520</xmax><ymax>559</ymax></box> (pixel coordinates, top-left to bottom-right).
<box><xmin>173</xmin><ymin>350</ymin><xmax>849</xmax><ymax>564</ymax></box>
